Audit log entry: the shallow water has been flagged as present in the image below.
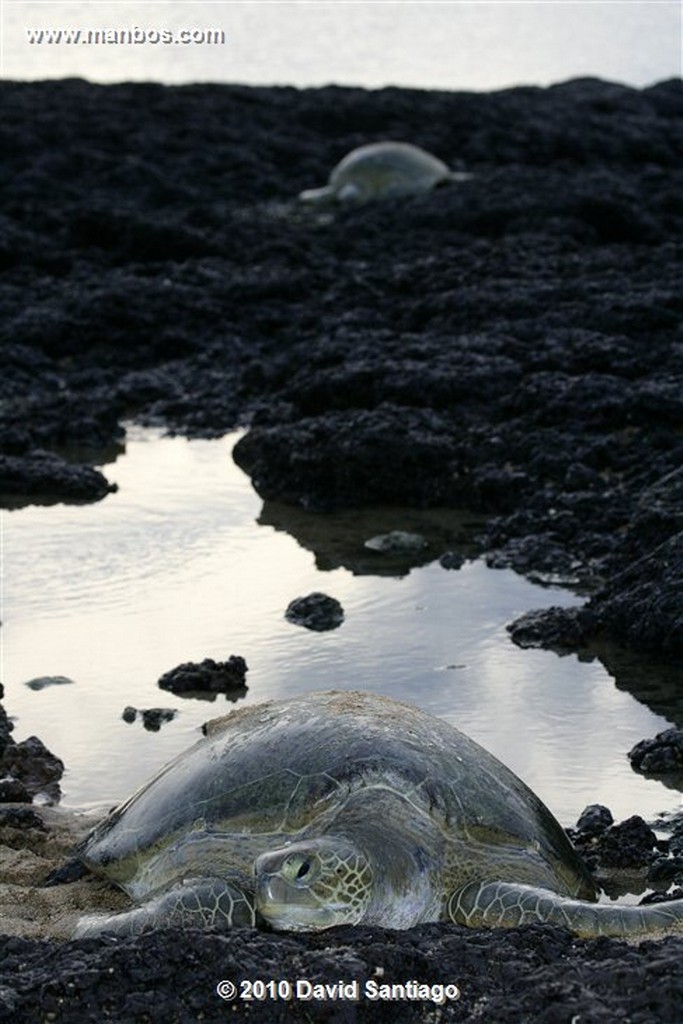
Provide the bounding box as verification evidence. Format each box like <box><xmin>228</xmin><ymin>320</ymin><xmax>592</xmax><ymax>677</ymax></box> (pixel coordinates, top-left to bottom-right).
<box><xmin>3</xmin><ymin>428</ymin><xmax>680</xmax><ymax>828</ymax></box>
<box><xmin>4</xmin><ymin>1</ymin><xmax>679</xmax><ymax>89</ymax></box>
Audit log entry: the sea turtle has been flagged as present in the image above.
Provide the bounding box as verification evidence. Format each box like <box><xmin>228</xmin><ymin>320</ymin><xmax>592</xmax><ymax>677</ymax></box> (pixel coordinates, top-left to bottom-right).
<box><xmin>298</xmin><ymin>141</ymin><xmax>470</xmax><ymax>204</ymax></box>
<box><xmin>69</xmin><ymin>691</ymin><xmax>683</xmax><ymax>939</ymax></box>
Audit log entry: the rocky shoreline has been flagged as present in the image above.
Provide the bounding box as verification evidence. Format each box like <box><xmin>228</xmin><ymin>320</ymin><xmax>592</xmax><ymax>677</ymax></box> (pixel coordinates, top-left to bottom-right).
<box><xmin>1</xmin><ymin>75</ymin><xmax>682</xmax><ymax>1020</ymax></box>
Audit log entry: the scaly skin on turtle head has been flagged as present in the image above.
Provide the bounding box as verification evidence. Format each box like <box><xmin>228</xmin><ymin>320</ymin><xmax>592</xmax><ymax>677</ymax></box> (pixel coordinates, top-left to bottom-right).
<box><xmin>254</xmin><ymin>836</ymin><xmax>373</xmax><ymax>931</ymax></box>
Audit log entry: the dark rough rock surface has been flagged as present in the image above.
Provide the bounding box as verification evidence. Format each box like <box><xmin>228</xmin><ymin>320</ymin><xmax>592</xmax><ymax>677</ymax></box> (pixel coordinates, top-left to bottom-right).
<box><xmin>649</xmin><ymin>858</ymin><xmax>683</xmax><ymax>886</ymax></box>
<box><xmin>121</xmin><ymin>706</ymin><xmax>178</xmax><ymax>731</ymax></box>
<box><xmin>439</xmin><ymin>550</ymin><xmax>466</xmax><ymax>571</ymax></box>
<box><xmin>568</xmin><ymin>809</ymin><xmax>683</xmax><ymax>886</ymax></box>
<box><xmin>285</xmin><ymin>592</ymin><xmax>345</xmax><ymax>631</ymax></box>
<box><xmin>0</xmin><ymin>451</ymin><xmax>116</xmax><ymax>506</ymax></box>
<box><xmin>0</xmin><ymin>703</ymin><xmax>13</xmax><ymax>755</ymax></box>
<box><xmin>507</xmin><ymin>605</ymin><xmax>591</xmax><ymax>652</ymax></box>
<box><xmin>2</xmin><ymin>75</ymin><xmax>681</xmax><ymax>656</ymax></box>
<box><xmin>629</xmin><ymin>727</ymin><xmax>683</xmax><ymax>776</ymax></box>
<box><xmin>234</xmin><ymin>405</ymin><xmax>466</xmax><ymax>509</ymax></box>
<box><xmin>568</xmin><ymin>808</ymin><xmax>683</xmax><ymax>898</ymax></box>
<box><xmin>509</xmin><ymin>528</ymin><xmax>683</xmax><ymax>657</ymax></box>
<box><xmin>0</xmin><ymin>806</ymin><xmax>47</xmax><ymax>832</ymax></box>
<box><xmin>3</xmin><ymin>921</ymin><xmax>683</xmax><ymax>1024</ymax></box>
<box><xmin>1</xmin><ymin>924</ymin><xmax>683</xmax><ymax>1024</ymax></box>
<box><xmin>578</xmin><ymin>533</ymin><xmax>683</xmax><ymax>656</ymax></box>
<box><xmin>0</xmin><ymin>778</ymin><xmax>32</xmax><ymax>803</ymax></box>
<box><xmin>574</xmin><ymin>804</ymin><xmax>614</xmax><ymax>837</ymax></box>
<box><xmin>574</xmin><ymin>815</ymin><xmax>663</xmax><ymax>871</ymax></box>
<box><xmin>0</xmin><ymin>735</ymin><xmax>64</xmax><ymax>803</ymax></box>
<box><xmin>669</xmin><ymin>816</ymin><xmax>683</xmax><ymax>856</ymax></box>
<box><xmin>157</xmin><ymin>656</ymin><xmax>248</xmax><ymax>696</ymax></box>
<box><xmin>2</xmin><ymin>76</ymin><xmax>683</xmax><ymax>1020</ymax></box>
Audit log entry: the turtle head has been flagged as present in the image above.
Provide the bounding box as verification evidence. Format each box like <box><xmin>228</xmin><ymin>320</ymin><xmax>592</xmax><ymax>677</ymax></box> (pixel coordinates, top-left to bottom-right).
<box><xmin>254</xmin><ymin>836</ymin><xmax>373</xmax><ymax>931</ymax></box>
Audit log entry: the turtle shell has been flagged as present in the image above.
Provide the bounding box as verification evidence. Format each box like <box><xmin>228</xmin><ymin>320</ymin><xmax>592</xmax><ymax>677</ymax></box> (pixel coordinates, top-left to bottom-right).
<box><xmin>299</xmin><ymin>142</ymin><xmax>458</xmax><ymax>204</ymax></box>
<box><xmin>80</xmin><ymin>691</ymin><xmax>592</xmax><ymax>901</ymax></box>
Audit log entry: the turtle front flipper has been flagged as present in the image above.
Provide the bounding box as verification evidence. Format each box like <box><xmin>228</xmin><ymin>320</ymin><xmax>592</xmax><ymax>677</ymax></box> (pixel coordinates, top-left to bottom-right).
<box><xmin>74</xmin><ymin>876</ymin><xmax>255</xmax><ymax>938</ymax></box>
<box><xmin>448</xmin><ymin>881</ymin><xmax>683</xmax><ymax>940</ymax></box>
<box><xmin>298</xmin><ymin>185</ymin><xmax>334</xmax><ymax>205</ymax></box>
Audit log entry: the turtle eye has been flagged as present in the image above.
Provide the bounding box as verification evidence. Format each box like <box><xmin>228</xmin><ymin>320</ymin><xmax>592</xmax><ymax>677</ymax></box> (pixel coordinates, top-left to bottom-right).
<box><xmin>282</xmin><ymin>852</ymin><xmax>315</xmax><ymax>883</ymax></box>
<box><xmin>296</xmin><ymin>860</ymin><xmax>311</xmax><ymax>880</ymax></box>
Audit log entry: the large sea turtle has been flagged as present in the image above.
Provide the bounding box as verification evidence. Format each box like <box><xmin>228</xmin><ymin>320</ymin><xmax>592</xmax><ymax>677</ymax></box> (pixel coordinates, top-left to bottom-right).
<box><xmin>298</xmin><ymin>141</ymin><xmax>470</xmax><ymax>204</ymax></box>
<box><xmin>70</xmin><ymin>691</ymin><xmax>683</xmax><ymax>939</ymax></box>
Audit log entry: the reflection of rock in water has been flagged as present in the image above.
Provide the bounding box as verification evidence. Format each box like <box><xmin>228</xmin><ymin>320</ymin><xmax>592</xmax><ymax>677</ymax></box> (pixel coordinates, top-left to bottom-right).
<box><xmin>364</xmin><ymin>530</ymin><xmax>427</xmax><ymax>554</ymax></box>
<box><xmin>258</xmin><ymin>500</ymin><xmax>484</xmax><ymax>577</ymax></box>
<box><xmin>508</xmin><ymin>617</ymin><xmax>683</xmax><ymax>729</ymax></box>
<box><xmin>594</xmin><ymin>642</ymin><xmax>683</xmax><ymax>730</ymax></box>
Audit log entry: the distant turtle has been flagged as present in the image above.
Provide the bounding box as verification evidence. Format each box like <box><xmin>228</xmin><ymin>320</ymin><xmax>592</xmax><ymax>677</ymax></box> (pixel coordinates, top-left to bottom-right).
<box><xmin>70</xmin><ymin>691</ymin><xmax>683</xmax><ymax>939</ymax></box>
<box><xmin>298</xmin><ymin>141</ymin><xmax>470</xmax><ymax>204</ymax></box>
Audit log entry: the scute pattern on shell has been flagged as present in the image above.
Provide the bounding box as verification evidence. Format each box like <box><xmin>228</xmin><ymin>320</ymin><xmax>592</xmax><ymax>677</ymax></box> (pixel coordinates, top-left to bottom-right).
<box><xmin>78</xmin><ymin>690</ymin><xmax>590</xmax><ymax>904</ymax></box>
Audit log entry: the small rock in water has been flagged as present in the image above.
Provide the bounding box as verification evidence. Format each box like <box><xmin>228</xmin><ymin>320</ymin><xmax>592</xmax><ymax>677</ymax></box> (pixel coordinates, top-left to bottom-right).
<box><xmin>439</xmin><ymin>550</ymin><xmax>465</xmax><ymax>570</ymax></box>
<box><xmin>364</xmin><ymin>530</ymin><xmax>427</xmax><ymax>554</ymax></box>
<box><xmin>285</xmin><ymin>593</ymin><xmax>344</xmax><ymax>632</ymax></box>
<box><xmin>0</xmin><ymin>735</ymin><xmax>64</xmax><ymax>802</ymax></box>
<box><xmin>0</xmin><ymin>450</ymin><xmax>116</xmax><ymax>505</ymax></box>
<box><xmin>569</xmin><ymin>812</ymin><xmax>666</xmax><ymax>874</ymax></box>
<box><xmin>507</xmin><ymin>606</ymin><xmax>588</xmax><ymax>651</ymax></box>
<box><xmin>0</xmin><ymin>705</ymin><xmax>14</xmax><ymax>753</ymax></box>
<box><xmin>640</xmin><ymin>886</ymin><xmax>683</xmax><ymax>905</ymax></box>
<box><xmin>647</xmin><ymin>856</ymin><xmax>683</xmax><ymax>885</ymax></box>
<box><xmin>24</xmin><ymin>675</ymin><xmax>75</xmax><ymax>691</ymax></box>
<box><xmin>628</xmin><ymin>728</ymin><xmax>683</xmax><ymax>775</ymax></box>
<box><xmin>122</xmin><ymin>707</ymin><xmax>177</xmax><ymax>731</ymax></box>
<box><xmin>141</xmin><ymin>708</ymin><xmax>176</xmax><ymax>732</ymax></box>
<box><xmin>158</xmin><ymin>656</ymin><xmax>248</xmax><ymax>696</ymax></box>
<box><xmin>590</xmin><ymin>816</ymin><xmax>660</xmax><ymax>870</ymax></box>
<box><xmin>575</xmin><ymin>804</ymin><xmax>614</xmax><ymax>836</ymax></box>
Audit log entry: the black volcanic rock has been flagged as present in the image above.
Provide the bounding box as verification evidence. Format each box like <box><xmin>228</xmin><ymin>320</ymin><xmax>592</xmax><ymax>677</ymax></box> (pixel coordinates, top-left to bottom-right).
<box><xmin>157</xmin><ymin>657</ymin><xmax>248</xmax><ymax>696</ymax></box>
<box><xmin>1</xmin><ymin>73</ymin><xmax>683</xmax><ymax>1024</ymax></box>
<box><xmin>284</xmin><ymin>592</ymin><xmax>345</xmax><ymax>631</ymax></box>
<box><xmin>629</xmin><ymin>728</ymin><xmax>683</xmax><ymax>776</ymax></box>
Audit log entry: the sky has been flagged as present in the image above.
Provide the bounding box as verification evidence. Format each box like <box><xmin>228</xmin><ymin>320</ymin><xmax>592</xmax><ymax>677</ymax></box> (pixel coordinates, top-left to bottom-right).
<box><xmin>2</xmin><ymin>1</ymin><xmax>681</xmax><ymax>89</ymax></box>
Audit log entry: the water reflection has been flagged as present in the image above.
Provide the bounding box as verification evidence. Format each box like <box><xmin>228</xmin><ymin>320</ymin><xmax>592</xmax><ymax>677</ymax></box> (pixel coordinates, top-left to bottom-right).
<box><xmin>259</xmin><ymin>500</ymin><xmax>485</xmax><ymax>577</ymax></box>
<box><xmin>3</xmin><ymin>429</ymin><xmax>680</xmax><ymax>827</ymax></box>
<box><xmin>588</xmin><ymin>643</ymin><xmax>683</xmax><ymax>729</ymax></box>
